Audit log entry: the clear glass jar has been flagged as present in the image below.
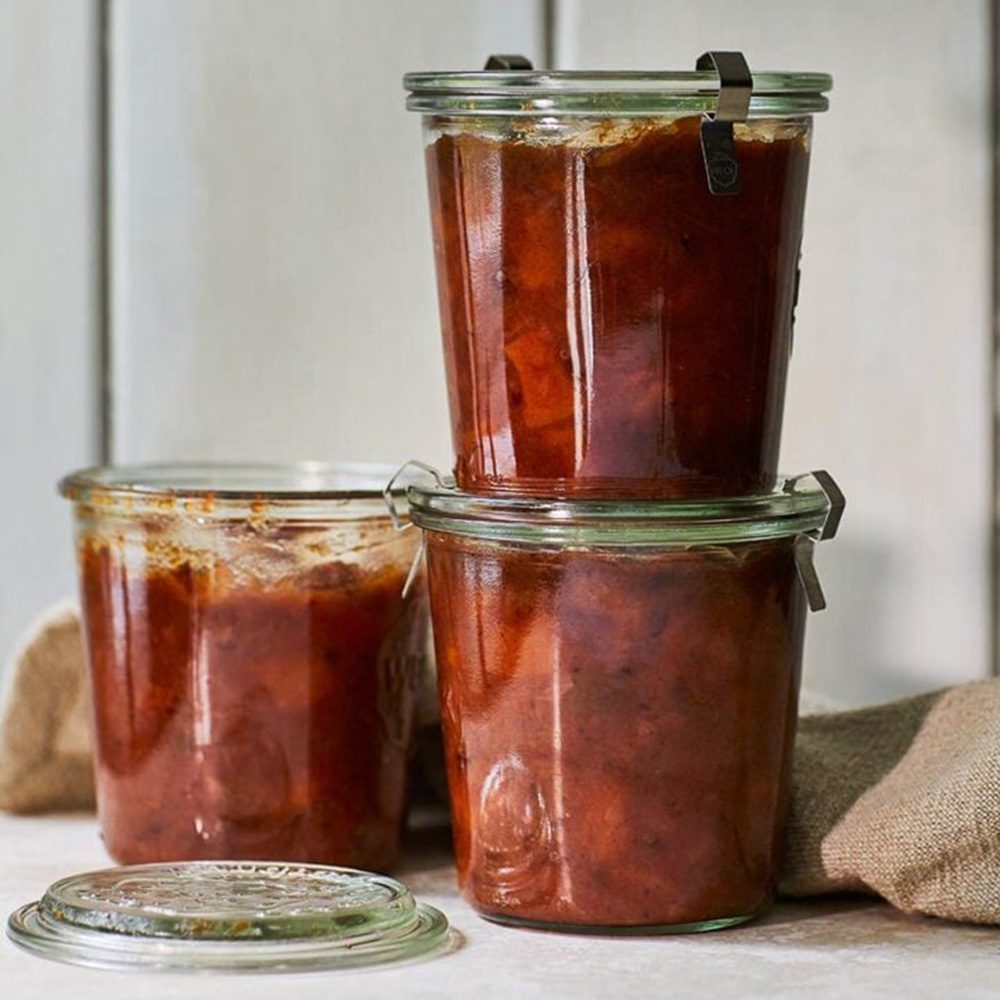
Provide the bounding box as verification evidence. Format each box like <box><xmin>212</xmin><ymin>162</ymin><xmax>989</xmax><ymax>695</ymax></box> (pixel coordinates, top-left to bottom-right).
<box><xmin>59</xmin><ymin>463</ymin><xmax>426</xmax><ymax>870</ymax></box>
<box><xmin>405</xmin><ymin>67</ymin><xmax>831</xmax><ymax>498</ymax></box>
<box><xmin>407</xmin><ymin>471</ymin><xmax>843</xmax><ymax>932</ymax></box>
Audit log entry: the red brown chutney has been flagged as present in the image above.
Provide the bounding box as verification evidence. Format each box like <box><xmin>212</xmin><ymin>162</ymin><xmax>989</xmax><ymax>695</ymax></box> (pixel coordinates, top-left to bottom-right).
<box><xmin>424</xmin><ymin>116</ymin><xmax>811</xmax><ymax>497</ymax></box>
<box><xmin>78</xmin><ymin>530</ymin><xmax>424</xmax><ymax>868</ymax></box>
<box><xmin>425</xmin><ymin>533</ymin><xmax>805</xmax><ymax>928</ymax></box>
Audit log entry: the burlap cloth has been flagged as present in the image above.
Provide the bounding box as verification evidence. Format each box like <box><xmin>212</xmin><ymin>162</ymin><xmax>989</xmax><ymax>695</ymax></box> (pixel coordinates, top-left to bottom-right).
<box><xmin>2</xmin><ymin>607</ymin><xmax>998</xmax><ymax>925</ymax></box>
<box><xmin>783</xmin><ymin>681</ymin><xmax>1000</xmax><ymax>924</ymax></box>
<box><xmin>0</xmin><ymin>604</ymin><xmax>94</xmax><ymax>813</ymax></box>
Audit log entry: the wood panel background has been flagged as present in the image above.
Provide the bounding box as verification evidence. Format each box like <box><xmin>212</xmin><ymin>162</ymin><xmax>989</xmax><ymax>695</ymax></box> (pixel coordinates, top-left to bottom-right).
<box><xmin>108</xmin><ymin>0</ymin><xmax>543</xmax><ymax>468</ymax></box>
<box><xmin>554</xmin><ymin>0</ymin><xmax>994</xmax><ymax>704</ymax></box>
<box><xmin>2</xmin><ymin>0</ymin><xmax>995</xmax><ymax>707</ymax></box>
<box><xmin>0</xmin><ymin>1</ymin><xmax>100</xmax><ymax>670</ymax></box>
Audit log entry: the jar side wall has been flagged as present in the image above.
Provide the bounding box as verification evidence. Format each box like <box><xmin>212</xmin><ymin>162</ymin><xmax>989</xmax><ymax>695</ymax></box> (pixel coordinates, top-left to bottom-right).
<box><xmin>71</xmin><ymin>505</ymin><xmax>426</xmax><ymax>868</ymax></box>
<box><xmin>425</xmin><ymin>531</ymin><xmax>807</xmax><ymax>928</ymax></box>
<box><xmin>420</xmin><ymin>114</ymin><xmax>812</xmax><ymax>499</ymax></box>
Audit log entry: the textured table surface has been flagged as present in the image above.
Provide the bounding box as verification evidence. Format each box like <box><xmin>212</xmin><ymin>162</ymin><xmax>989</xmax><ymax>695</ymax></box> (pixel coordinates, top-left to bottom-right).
<box><xmin>1</xmin><ymin>813</ymin><xmax>998</xmax><ymax>999</ymax></box>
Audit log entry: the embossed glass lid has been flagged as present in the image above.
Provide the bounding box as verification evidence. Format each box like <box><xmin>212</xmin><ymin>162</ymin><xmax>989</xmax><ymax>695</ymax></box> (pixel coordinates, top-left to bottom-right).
<box><xmin>7</xmin><ymin>861</ymin><xmax>451</xmax><ymax>973</ymax></box>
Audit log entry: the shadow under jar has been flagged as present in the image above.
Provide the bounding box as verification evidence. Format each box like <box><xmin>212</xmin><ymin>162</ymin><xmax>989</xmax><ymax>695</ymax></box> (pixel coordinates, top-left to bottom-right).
<box><xmin>407</xmin><ymin>472</ymin><xmax>843</xmax><ymax>932</ymax></box>
<box><xmin>59</xmin><ymin>464</ymin><xmax>426</xmax><ymax>869</ymax></box>
<box><xmin>405</xmin><ymin>65</ymin><xmax>831</xmax><ymax>498</ymax></box>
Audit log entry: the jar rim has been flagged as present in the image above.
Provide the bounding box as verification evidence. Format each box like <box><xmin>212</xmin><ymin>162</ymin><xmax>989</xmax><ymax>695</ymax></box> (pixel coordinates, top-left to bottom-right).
<box><xmin>407</xmin><ymin>472</ymin><xmax>843</xmax><ymax>547</ymax></box>
<box><xmin>404</xmin><ymin>69</ymin><xmax>832</xmax><ymax>117</ymax></box>
<box><xmin>59</xmin><ymin>461</ymin><xmax>404</xmax><ymax>521</ymax></box>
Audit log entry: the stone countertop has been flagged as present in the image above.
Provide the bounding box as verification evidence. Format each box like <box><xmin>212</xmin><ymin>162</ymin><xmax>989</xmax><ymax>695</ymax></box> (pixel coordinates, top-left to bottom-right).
<box><xmin>1</xmin><ymin>813</ymin><xmax>997</xmax><ymax>999</ymax></box>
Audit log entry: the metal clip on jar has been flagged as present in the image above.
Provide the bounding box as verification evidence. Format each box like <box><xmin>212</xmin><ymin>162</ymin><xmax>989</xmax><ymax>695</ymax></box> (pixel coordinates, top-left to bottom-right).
<box><xmin>405</xmin><ymin>470</ymin><xmax>844</xmax><ymax>933</ymax></box>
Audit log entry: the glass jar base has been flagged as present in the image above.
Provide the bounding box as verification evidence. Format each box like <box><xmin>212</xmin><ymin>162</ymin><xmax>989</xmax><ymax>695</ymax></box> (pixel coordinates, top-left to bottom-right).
<box><xmin>478</xmin><ymin>910</ymin><xmax>758</xmax><ymax>936</ymax></box>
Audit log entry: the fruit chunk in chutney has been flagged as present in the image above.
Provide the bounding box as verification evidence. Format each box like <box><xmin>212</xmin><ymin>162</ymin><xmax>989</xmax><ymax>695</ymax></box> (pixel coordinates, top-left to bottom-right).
<box><xmin>425</xmin><ymin>532</ymin><xmax>806</xmax><ymax>928</ymax></box>
<box><xmin>425</xmin><ymin>116</ymin><xmax>811</xmax><ymax>497</ymax></box>
<box><xmin>78</xmin><ymin>526</ymin><xmax>424</xmax><ymax>868</ymax></box>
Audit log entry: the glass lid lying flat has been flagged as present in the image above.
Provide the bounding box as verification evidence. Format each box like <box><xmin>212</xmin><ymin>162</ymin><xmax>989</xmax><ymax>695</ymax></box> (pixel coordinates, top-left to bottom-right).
<box><xmin>7</xmin><ymin>861</ymin><xmax>451</xmax><ymax>973</ymax></box>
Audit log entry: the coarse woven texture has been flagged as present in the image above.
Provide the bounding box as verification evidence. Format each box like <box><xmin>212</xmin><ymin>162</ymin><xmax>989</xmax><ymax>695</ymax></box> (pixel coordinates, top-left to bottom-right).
<box><xmin>0</xmin><ymin>603</ymin><xmax>94</xmax><ymax>813</ymax></box>
<box><xmin>782</xmin><ymin>680</ymin><xmax>1000</xmax><ymax>925</ymax></box>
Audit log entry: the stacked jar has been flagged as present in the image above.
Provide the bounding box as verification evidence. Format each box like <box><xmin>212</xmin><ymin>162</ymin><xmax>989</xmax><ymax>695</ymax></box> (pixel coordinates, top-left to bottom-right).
<box><xmin>403</xmin><ymin>53</ymin><xmax>842</xmax><ymax>933</ymax></box>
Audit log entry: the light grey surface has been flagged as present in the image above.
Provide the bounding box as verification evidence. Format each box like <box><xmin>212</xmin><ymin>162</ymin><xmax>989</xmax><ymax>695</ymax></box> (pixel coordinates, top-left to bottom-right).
<box><xmin>555</xmin><ymin>0</ymin><xmax>993</xmax><ymax>703</ymax></box>
<box><xmin>3</xmin><ymin>814</ymin><xmax>999</xmax><ymax>998</ymax></box>
<box><xmin>108</xmin><ymin>0</ymin><xmax>543</xmax><ymax>471</ymax></box>
<box><xmin>0</xmin><ymin>2</ymin><xmax>99</xmax><ymax>672</ymax></box>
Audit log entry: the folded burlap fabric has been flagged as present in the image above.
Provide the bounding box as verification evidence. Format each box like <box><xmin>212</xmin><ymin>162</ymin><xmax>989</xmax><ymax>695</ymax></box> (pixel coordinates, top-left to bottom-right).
<box><xmin>2</xmin><ymin>605</ymin><xmax>998</xmax><ymax>925</ymax></box>
<box><xmin>782</xmin><ymin>680</ymin><xmax>1000</xmax><ymax>924</ymax></box>
<box><xmin>0</xmin><ymin>603</ymin><xmax>94</xmax><ymax>812</ymax></box>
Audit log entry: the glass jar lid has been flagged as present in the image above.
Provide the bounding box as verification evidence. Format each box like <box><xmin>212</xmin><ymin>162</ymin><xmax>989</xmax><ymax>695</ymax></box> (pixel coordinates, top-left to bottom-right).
<box><xmin>404</xmin><ymin>69</ymin><xmax>832</xmax><ymax>118</ymax></box>
<box><xmin>404</xmin><ymin>471</ymin><xmax>844</xmax><ymax>547</ymax></box>
<box><xmin>7</xmin><ymin>861</ymin><xmax>451</xmax><ymax>973</ymax></box>
<box><xmin>59</xmin><ymin>461</ymin><xmax>404</xmax><ymax>523</ymax></box>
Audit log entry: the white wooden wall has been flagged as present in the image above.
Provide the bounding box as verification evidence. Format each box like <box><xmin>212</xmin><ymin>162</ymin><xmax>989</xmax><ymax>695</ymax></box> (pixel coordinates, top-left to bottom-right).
<box><xmin>108</xmin><ymin>0</ymin><xmax>543</xmax><ymax>468</ymax></box>
<box><xmin>0</xmin><ymin>2</ymin><xmax>100</xmax><ymax>671</ymax></box>
<box><xmin>555</xmin><ymin>0</ymin><xmax>994</xmax><ymax>704</ymax></box>
<box><xmin>2</xmin><ymin>0</ymin><xmax>995</xmax><ymax>707</ymax></box>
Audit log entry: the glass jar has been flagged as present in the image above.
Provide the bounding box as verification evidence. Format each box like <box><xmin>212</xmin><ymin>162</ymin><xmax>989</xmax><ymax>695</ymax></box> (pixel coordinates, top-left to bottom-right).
<box><xmin>406</xmin><ymin>471</ymin><xmax>843</xmax><ymax>932</ymax></box>
<box><xmin>59</xmin><ymin>463</ymin><xmax>426</xmax><ymax>870</ymax></box>
<box><xmin>405</xmin><ymin>65</ymin><xmax>831</xmax><ymax>498</ymax></box>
